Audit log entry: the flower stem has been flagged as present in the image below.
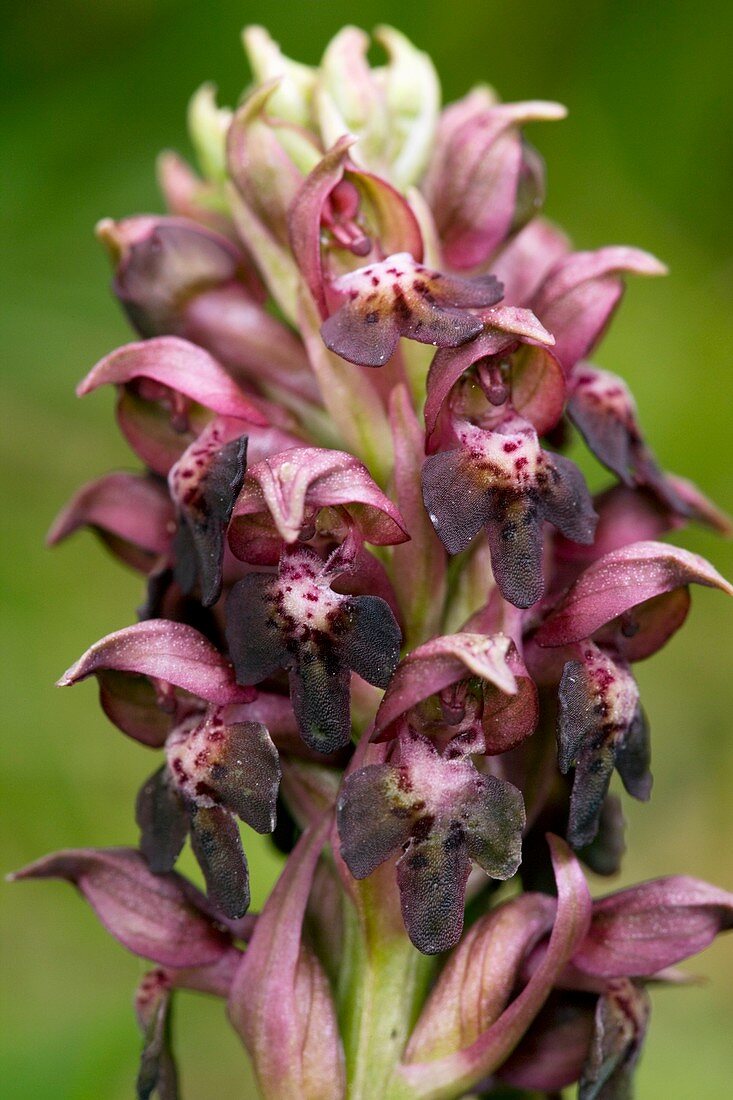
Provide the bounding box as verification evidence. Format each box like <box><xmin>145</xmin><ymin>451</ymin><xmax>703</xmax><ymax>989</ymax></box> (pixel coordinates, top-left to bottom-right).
<box><xmin>337</xmin><ymin>863</ymin><xmax>435</xmax><ymax>1099</ymax></box>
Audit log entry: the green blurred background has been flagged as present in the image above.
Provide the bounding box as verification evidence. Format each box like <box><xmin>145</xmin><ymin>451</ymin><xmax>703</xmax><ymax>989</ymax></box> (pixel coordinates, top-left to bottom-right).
<box><xmin>2</xmin><ymin>1</ymin><xmax>732</xmax><ymax>1096</ymax></box>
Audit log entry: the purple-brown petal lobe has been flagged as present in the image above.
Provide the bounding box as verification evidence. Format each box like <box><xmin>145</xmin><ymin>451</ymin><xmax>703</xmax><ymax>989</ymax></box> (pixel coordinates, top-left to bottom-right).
<box><xmin>321</xmin><ymin>253</ymin><xmax>502</xmax><ymax>368</ymax></box>
<box><xmin>463</xmin><ymin>773</ymin><xmax>526</xmax><ymax>879</ymax></box>
<box><xmin>337</xmin><ymin>763</ymin><xmax>416</xmax><ymax>879</ymax></box>
<box><xmin>421</xmin><ymin>448</ymin><xmax>493</xmax><ymax>555</ymax></box>
<box><xmin>397</xmin><ymin>830</ymin><xmax>473</xmax><ymax>954</ymax></box>
<box><xmin>136</xmin><ymin>766</ymin><xmax>189</xmax><ymax>873</ymax></box>
<box><xmin>336</xmin><ymin>594</ymin><xmax>402</xmax><ymax>689</ymax></box>
<box><xmin>558</xmin><ymin>644</ymin><xmax>649</xmax><ymax>848</ymax></box>
<box><xmin>188</xmin><ymin>804</ymin><xmax>250</xmax><ymax>919</ymax></box>
<box><xmin>288</xmin><ymin>659</ymin><xmax>352</xmax><ymax>754</ymax></box>
<box><xmin>169</xmin><ymin>422</ymin><xmax>248</xmax><ymax>606</ymax></box>
<box><xmin>226</xmin><ymin>572</ymin><xmax>288</xmax><ymax>685</ymax></box>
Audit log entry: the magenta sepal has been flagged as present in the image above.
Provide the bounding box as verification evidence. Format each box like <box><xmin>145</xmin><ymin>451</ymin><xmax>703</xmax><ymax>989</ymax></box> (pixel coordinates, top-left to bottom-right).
<box><xmin>406</xmin><ymin>892</ymin><xmax>557</xmax><ymax>1061</ymax></box>
<box><xmin>78</xmin><ymin>335</ymin><xmax>268</xmax><ymax>422</ymax></box>
<box><xmin>98</xmin><ymin>214</ymin><xmax>261</xmax><ymax>334</ymax></box>
<box><xmin>396</xmin><ymin>836</ymin><xmax>591</xmax><ymax>1097</ymax></box>
<box><xmin>388</xmin><ymin>384</ymin><xmax>448</xmax><ymax>646</ymax></box>
<box><xmin>423</xmin><ymin>97</ymin><xmax>566</xmax><ymax>270</ymax></box>
<box><xmin>59</xmin><ymin>620</ymin><xmax>253</xmax><ymax>745</ymax></box>
<box><xmin>422</xmin><ymin>306</ymin><xmax>559</xmax><ymax>444</ymax></box>
<box><xmin>78</xmin><ymin>336</ymin><xmax>269</xmax><ymax>475</ymax></box>
<box><xmin>491</xmin><ymin>217</ymin><xmax>571</xmax><ymax>307</ymax></box>
<box><xmin>531</xmin><ymin>246</ymin><xmax>668</xmax><ymax>374</ymax></box>
<box><xmin>101</xmin><ymin>213</ymin><xmax>318</xmax><ymax>402</ymax></box>
<box><xmin>47</xmin><ymin>471</ymin><xmax>175</xmax><ymax>573</ymax></box>
<box><xmin>229</xmin><ymin>445</ymin><xmax>408</xmax><ymax>556</ymax></box>
<box><xmin>10</xmin><ymin>847</ymin><xmax>237</xmax><ymax>968</ymax></box>
<box><xmin>373</xmin><ymin>631</ymin><xmax>537</xmax><ymax>756</ymax></box>
<box><xmin>571</xmin><ymin>876</ymin><xmax>733</xmax><ymax>979</ymax></box>
<box><xmin>228</xmin><ymin>815</ymin><xmax>346</xmax><ymax>1100</ymax></box>
<box><xmin>535</xmin><ymin>540</ymin><xmax>733</xmax><ymax>655</ymax></box>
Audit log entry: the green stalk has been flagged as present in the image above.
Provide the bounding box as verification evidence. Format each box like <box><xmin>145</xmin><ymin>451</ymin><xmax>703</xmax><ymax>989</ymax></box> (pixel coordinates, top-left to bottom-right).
<box><xmin>338</xmin><ymin>863</ymin><xmax>436</xmax><ymax>1100</ymax></box>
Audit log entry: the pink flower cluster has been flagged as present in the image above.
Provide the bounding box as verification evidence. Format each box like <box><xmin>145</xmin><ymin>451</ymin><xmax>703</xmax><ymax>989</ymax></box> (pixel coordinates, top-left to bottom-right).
<box><xmin>15</xmin><ymin>25</ymin><xmax>733</xmax><ymax>1100</ymax></box>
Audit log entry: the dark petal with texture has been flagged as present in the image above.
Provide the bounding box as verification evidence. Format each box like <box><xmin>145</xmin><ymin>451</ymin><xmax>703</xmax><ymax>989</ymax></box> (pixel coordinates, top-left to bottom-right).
<box><xmin>579</xmin><ymin>795</ymin><xmax>626</xmax><ymax>877</ymax></box>
<box><xmin>205</xmin><ymin>721</ymin><xmax>281</xmax><ymax>833</ymax></box>
<box><xmin>485</xmin><ymin>495</ymin><xmax>544</xmax><ymax>609</ymax></box>
<box><xmin>462</xmin><ymin>774</ymin><xmax>525</xmax><ymax>880</ymax></box>
<box><xmin>338</xmin><ymin>595</ymin><xmax>402</xmax><ymax>688</ymax></box>
<box><xmin>337</xmin><ymin>763</ymin><xmax>415</xmax><ymax>879</ymax></box>
<box><xmin>136</xmin><ymin>767</ymin><xmax>189</xmax><ymax>873</ymax></box>
<box><xmin>188</xmin><ymin>804</ymin><xmax>250</xmax><ymax>919</ymax></box>
<box><xmin>421</xmin><ymin>450</ymin><xmax>491</xmax><ymax>555</ymax></box>
<box><xmin>569</xmin><ymin>379</ymin><xmax>635</xmax><ymax>486</ymax></box>
<box><xmin>396</xmin><ymin>829</ymin><xmax>472</xmax><ymax>954</ymax></box>
<box><xmin>567</xmin><ymin>743</ymin><xmax>616</xmax><ymax>850</ymax></box>
<box><xmin>172</xmin><ymin>431</ymin><xmax>248</xmax><ymax>607</ymax></box>
<box><xmin>543</xmin><ymin>453</ymin><xmax>597</xmax><ymax>545</ymax></box>
<box><xmin>322</xmin><ymin>254</ymin><xmax>501</xmax><ymax>368</ymax></box>
<box><xmin>557</xmin><ymin>660</ymin><xmax>595</xmax><ymax>773</ymax></box>
<box><xmin>614</xmin><ymin>706</ymin><xmax>652</xmax><ymax>802</ymax></box>
<box><xmin>226</xmin><ymin>573</ymin><xmax>287</xmax><ymax>685</ymax></box>
<box><xmin>321</xmin><ymin>305</ymin><xmax>402</xmax><ymax>368</ymax></box>
<box><xmin>288</xmin><ymin>658</ymin><xmax>352</xmax><ymax>754</ymax></box>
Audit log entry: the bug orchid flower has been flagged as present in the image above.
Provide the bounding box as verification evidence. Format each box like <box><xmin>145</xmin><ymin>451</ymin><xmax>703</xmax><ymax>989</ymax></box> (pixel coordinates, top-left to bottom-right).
<box><xmin>18</xmin><ymin>23</ymin><xmax>733</xmax><ymax>1100</ymax></box>
<box><xmin>337</xmin><ymin>730</ymin><xmax>525</xmax><ymax>953</ymax></box>
<box><xmin>226</xmin><ymin>544</ymin><xmax>402</xmax><ymax>753</ymax></box>
<box><xmin>422</xmin><ymin>411</ymin><xmax>597</xmax><ymax>608</ymax></box>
